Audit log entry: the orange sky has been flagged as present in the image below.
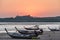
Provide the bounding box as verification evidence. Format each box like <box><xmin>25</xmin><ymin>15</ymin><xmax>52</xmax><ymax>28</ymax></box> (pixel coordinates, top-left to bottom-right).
<box><xmin>0</xmin><ymin>0</ymin><xmax>60</xmax><ymax>18</ymax></box>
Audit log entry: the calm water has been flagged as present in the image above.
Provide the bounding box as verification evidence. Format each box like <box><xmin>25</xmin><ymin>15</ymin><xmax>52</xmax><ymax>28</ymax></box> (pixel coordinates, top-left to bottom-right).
<box><xmin>0</xmin><ymin>22</ymin><xmax>60</xmax><ymax>33</ymax></box>
<box><xmin>0</xmin><ymin>22</ymin><xmax>60</xmax><ymax>25</ymax></box>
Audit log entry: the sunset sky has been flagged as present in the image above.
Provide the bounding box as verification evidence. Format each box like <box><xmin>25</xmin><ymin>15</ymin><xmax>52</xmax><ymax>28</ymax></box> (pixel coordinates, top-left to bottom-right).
<box><xmin>0</xmin><ymin>0</ymin><xmax>60</xmax><ymax>18</ymax></box>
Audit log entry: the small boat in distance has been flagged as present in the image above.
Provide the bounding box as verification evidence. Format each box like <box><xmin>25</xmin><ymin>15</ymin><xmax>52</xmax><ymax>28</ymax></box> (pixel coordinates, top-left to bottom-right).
<box><xmin>5</xmin><ymin>28</ymin><xmax>39</xmax><ymax>39</ymax></box>
<box><xmin>48</xmin><ymin>27</ymin><xmax>60</xmax><ymax>31</ymax></box>
<box><xmin>15</xmin><ymin>27</ymin><xmax>43</xmax><ymax>35</ymax></box>
<box><xmin>24</xmin><ymin>25</ymin><xmax>39</xmax><ymax>30</ymax></box>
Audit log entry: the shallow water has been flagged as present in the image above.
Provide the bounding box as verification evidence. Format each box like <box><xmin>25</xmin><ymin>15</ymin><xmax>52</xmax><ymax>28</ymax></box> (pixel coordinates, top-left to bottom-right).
<box><xmin>0</xmin><ymin>22</ymin><xmax>60</xmax><ymax>33</ymax></box>
<box><xmin>0</xmin><ymin>22</ymin><xmax>60</xmax><ymax>40</ymax></box>
<box><xmin>0</xmin><ymin>31</ymin><xmax>60</xmax><ymax>40</ymax></box>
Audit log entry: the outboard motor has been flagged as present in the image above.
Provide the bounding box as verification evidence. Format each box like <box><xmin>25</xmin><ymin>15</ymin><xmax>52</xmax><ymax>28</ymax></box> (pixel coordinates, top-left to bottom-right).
<box><xmin>39</xmin><ymin>29</ymin><xmax>43</xmax><ymax>35</ymax></box>
<box><xmin>34</xmin><ymin>30</ymin><xmax>39</xmax><ymax>37</ymax></box>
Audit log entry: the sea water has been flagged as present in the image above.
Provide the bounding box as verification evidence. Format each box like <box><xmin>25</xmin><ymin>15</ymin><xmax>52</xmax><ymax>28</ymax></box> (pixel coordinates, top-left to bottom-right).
<box><xmin>0</xmin><ymin>22</ymin><xmax>60</xmax><ymax>33</ymax></box>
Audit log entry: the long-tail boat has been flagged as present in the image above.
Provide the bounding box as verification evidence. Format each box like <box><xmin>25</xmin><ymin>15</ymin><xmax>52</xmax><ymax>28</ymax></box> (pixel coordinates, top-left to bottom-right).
<box><xmin>15</xmin><ymin>27</ymin><xmax>43</xmax><ymax>35</ymax></box>
<box><xmin>5</xmin><ymin>28</ymin><xmax>39</xmax><ymax>39</ymax></box>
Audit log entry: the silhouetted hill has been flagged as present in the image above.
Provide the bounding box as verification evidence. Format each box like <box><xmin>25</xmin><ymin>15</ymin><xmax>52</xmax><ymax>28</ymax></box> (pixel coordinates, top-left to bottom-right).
<box><xmin>0</xmin><ymin>15</ymin><xmax>60</xmax><ymax>22</ymax></box>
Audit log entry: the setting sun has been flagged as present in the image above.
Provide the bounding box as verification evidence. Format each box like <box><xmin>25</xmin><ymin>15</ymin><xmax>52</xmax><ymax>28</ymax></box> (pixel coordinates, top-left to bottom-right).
<box><xmin>0</xmin><ymin>0</ymin><xmax>60</xmax><ymax>17</ymax></box>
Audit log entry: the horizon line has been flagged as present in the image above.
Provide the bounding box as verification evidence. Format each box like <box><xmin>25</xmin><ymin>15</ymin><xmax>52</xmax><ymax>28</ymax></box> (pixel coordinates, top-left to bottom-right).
<box><xmin>0</xmin><ymin>15</ymin><xmax>60</xmax><ymax>18</ymax></box>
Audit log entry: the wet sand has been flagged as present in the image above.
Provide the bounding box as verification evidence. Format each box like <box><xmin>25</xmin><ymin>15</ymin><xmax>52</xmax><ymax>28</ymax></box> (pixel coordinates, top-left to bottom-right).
<box><xmin>0</xmin><ymin>31</ymin><xmax>60</xmax><ymax>40</ymax></box>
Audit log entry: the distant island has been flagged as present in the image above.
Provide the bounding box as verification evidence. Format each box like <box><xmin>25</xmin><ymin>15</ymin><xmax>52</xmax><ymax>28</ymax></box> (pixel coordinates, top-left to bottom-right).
<box><xmin>0</xmin><ymin>15</ymin><xmax>60</xmax><ymax>22</ymax></box>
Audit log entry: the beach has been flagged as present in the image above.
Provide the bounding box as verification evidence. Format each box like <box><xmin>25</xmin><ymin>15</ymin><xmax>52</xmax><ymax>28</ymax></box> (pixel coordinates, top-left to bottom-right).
<box><xmin>0</xmin><ymin>22</ymin><xmax>60</xmax><ymax>40</ymax></box>
<box><xmin>0</xmin><ymin>31</ymin><xmax>60</xmax><ymax>40</ymax></box>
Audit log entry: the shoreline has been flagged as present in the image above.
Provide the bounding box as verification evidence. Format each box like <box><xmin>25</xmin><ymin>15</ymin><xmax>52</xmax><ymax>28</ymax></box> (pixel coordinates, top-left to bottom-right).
<box><xmin>0</xmin><ymin>31</ymin><xmax>60</xmax><ymax>40</ymax></box>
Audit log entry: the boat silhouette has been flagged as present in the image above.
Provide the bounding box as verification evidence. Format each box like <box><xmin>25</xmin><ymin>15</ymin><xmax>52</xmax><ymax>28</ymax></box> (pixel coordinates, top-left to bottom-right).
<box><xmin>5</xmin><ymin>28</ymin><xmax>39</xmax><ymax>39</ymax></box>
<box><xmin>24</xmin><ymin>25</ymin><xmax>39</xmax><ymax>30</ymax></box>
<box><xmin>48</xmin><ymin>27</ymin><xmax>60</xmax><ymax>31</ymax></box>
<box><xmin>15</xmin><ymin>27</ymin><xmax>43</xmax><ymax>35</ymax></box>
